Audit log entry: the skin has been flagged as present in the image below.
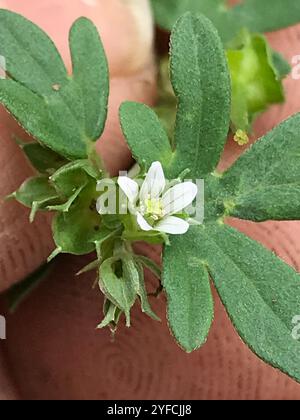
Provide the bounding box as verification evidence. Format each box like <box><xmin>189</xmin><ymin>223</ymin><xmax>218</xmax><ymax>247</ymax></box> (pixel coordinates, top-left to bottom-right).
<box><xmin>0</xmin><ymin>0</ymin><xmax>300</xmax><ymax>400</ymax></box>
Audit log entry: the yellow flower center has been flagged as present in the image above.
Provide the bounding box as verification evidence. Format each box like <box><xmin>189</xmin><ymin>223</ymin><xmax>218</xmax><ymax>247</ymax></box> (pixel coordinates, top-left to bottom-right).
<box><xmin>144</xmin><ymin>197</ymin><xmax>163</xmax><ymax>220</ymax></box>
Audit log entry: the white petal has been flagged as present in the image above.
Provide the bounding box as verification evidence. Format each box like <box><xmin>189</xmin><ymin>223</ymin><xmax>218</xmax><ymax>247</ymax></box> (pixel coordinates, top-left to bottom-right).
<box><xmin>140</xmin><ymin>161</ymin><xmax>166</xmax><ymax>202</ymax></box>
<box><xmin>156</xmin><ymin>216</ymin><xmax>190</xmax><ymax>234</ymax></box>
<box><xmin>136</xmin><ymin>212</ymin><xmax>153</xmax><ymax>231</ymax></box>
<box><xmin>118</xmin><ymin>177</ymin><xmax>139</xmax><ymax>204</ymax></box>
<box><xmin>161</xmin><ymin>182</ymin><xmax>198</xmax><ymax>216</ymax></box>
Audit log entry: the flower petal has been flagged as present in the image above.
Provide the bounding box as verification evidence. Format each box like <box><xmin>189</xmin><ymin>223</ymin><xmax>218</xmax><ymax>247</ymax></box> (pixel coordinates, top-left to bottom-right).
<box><xmin>140</xmin><ymin>161</ymin><xmax>166</xmax><ymax>202</ymax></box>
<box><xmin>161</xmin><ymin>182</ymin><xmax>198</xmax><ymax>216</ymax></box>
<box><xmin>156</xmin><ymin>216</ymin><xmax>190</xmax><ymax>234</ymax></box>
<box><xmin>118</xmin><ymin>176</ymin><xmax>139</xmax><ymax>204</ymax></box>
<box><xmin>136</xmin><ymin>212</ymin><xmax>154</xmax><ymax>231</ymax></box>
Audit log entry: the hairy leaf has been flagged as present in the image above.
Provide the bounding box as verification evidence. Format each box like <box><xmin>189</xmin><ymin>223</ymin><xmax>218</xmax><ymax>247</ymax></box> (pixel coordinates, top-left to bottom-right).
<box><xmin>69</xmin><ymin>17</ymin><xmax>109</xmax><ymax>141</ymax></box>
<box><xmin>0</xmin><ymin>11</ymin><xmax>109</xmax><ymax>159</ymax></box>
<box><xmin>120</xmin><ymin>102</ymin><xmax>173</xmax><ymax>174</ymax></box>
<box><xmin>219</xmin><ymin>113</ymin><xmax>300</xmax><ymax>221</ymax></box>
<box><xmin>197</xmin><ymin>224</ymin><xmax>300</xmax><ymax>383</ymax></box>
<box><xmin>163</xmin><ymin>227</ymin><xmax>214</xmax><ymax>352</ymax></box>
<box><xmin>168</xmin><ymin>13</ymin><xmax>231</xmax><ymax>178</ymax></box>
<box><xmin>230</xmin><ymin>0</ymin><xmax>300</xmax><ymax>35</ymax></box>
<box><xmin>150</xmin><ymin>0</ymin><xmax>231</xmax><ymax>38</ymax></box>
<box><xmin>151</xmin><ymin>0</ymin><xmax>300</xmax><ymax>43</ymax></box>
<box><xmin>121</xmin><ymin>13</ymin><xmax>231</xmax><ymax>179</ymax></box>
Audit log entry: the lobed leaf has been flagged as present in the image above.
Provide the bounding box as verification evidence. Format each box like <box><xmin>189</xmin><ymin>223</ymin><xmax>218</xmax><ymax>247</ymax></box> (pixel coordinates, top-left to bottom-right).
<box><xmin>0</xmin><ymin>10</ymin><xmax>109</xmax><ymax>159</ymax></box>
<box><xmin>0</xmin><ymin>8</ymin><xmax>68</xmax><ymax>95</ymax></box>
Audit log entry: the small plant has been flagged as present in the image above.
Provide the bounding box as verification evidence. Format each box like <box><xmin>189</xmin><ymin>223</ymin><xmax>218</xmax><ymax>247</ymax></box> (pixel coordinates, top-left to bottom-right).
<box><xmin>1</xmin><ymin>9</ymin><xmax>300</xmax><ymax>384</ymax></box>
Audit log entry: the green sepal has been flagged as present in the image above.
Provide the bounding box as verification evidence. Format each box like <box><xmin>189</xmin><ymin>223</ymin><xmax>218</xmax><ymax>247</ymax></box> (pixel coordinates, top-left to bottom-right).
<box><xmin>12</xmin><ymin>176</ymin><xmax>60</xmax><ymax>222</ymax></box>
<box><xmin>135</xmin><ymin>261</ymin><xmax>161</xmax><ymax>322</ymax></box>
<box><xmin>135</xmin><ymin>255</ymin><xmax>161</xmax><ymax>279</ymax></box>
<box><xmin>52</xmin><ymin>183</ymin><xmax>101</xmax><ymax>255</ymax></box>
<box><xmin>98</xmin><ymin>299</ymin><xmax>122</xmax><ymax>330</ymax></box>
<box><xmin>99</xmin><ymin>256</ymin><xmax>137</xmax><ymax>327</ymax></box>
<box><xmin>50</xmin><ymin>160</ymin><xmax>100</xmax><ymax>197</ymax></box>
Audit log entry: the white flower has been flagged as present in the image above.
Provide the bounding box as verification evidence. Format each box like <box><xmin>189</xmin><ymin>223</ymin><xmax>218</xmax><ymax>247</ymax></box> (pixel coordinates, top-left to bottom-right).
<box><xmin>117</xmin><ymin>161</ymin><xmax>198</xmax><ymax>235</ymax></box>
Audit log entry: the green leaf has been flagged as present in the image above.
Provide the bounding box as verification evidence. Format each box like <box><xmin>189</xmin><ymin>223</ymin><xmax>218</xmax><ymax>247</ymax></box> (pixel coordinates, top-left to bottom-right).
<box><xmin>0</xmin><ymin>9</ymin><xmax>68</xmax><ymax>95</ymax></box>
<box><xmin>69</xmin><ymin>17</ymin><xmax>109</xmax><ymax>141</ymax></box>
<box><xmin>99</xmin><ymin>257</ymin><xmax>137</xmax><ymax>326</ymax></box>
<box><xmin>162</xmin><ymin>227</ymin><xmax>214</xmax><ymax>352</ymax></box>
<box><xmin>230</xmin><ymin>0</ymin><xmax>300</xmax><ymax>35</ymax></box>
<box><xmin>121</xmin><ymin>13</ymin><xmax>231</xmax><ymax>179</ymax></box>
<box><xmin>21</xmin><ymin>143</ymin><xmax>68</xmax><ymax>174</ymax></box>
<box><xmin>227</xmin><ymin>31</ymin><xmax>285</xmax><ymax>133</ymax></box>
<box><xmin>151</xmin><ymin>0</ymin><xmax>300</xmax><ymax>43</ymax></box>
<box><xmin>197</xmin><ymin>224</ymin><xmax>300</xmax><ymax>383</ymax></box>
<box><xmin>154</xmin><ymin>57</ymin><xmax>177</xmax><ymax>141</ymax></box>
<box><xmin>219</xmin><ymin>113</ymin><xmax>300</xmax><ymax>221</ymax></box>
<box><xmin>0</xmin><ymin>79</ymin><xmax>87</xmax><ymax>159</ymax></box>
<box><xmin>120</xmin><ymin>102</ymin><xmax>173</xmax><ymax>174</ymax></box>
<box><xmin>0</xmin><ymin>10</ymin><xmax>109</xmax><ymax>159</ymax></box>
<box><xmin>150</xmin><ymin>1</ymin><xmax>230</xmax><ymax>36</ymax></box>
<box><xmin>168</xmin><ymin>13</ymin><xmax>231</xmax><ymax>178</ymax></box>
